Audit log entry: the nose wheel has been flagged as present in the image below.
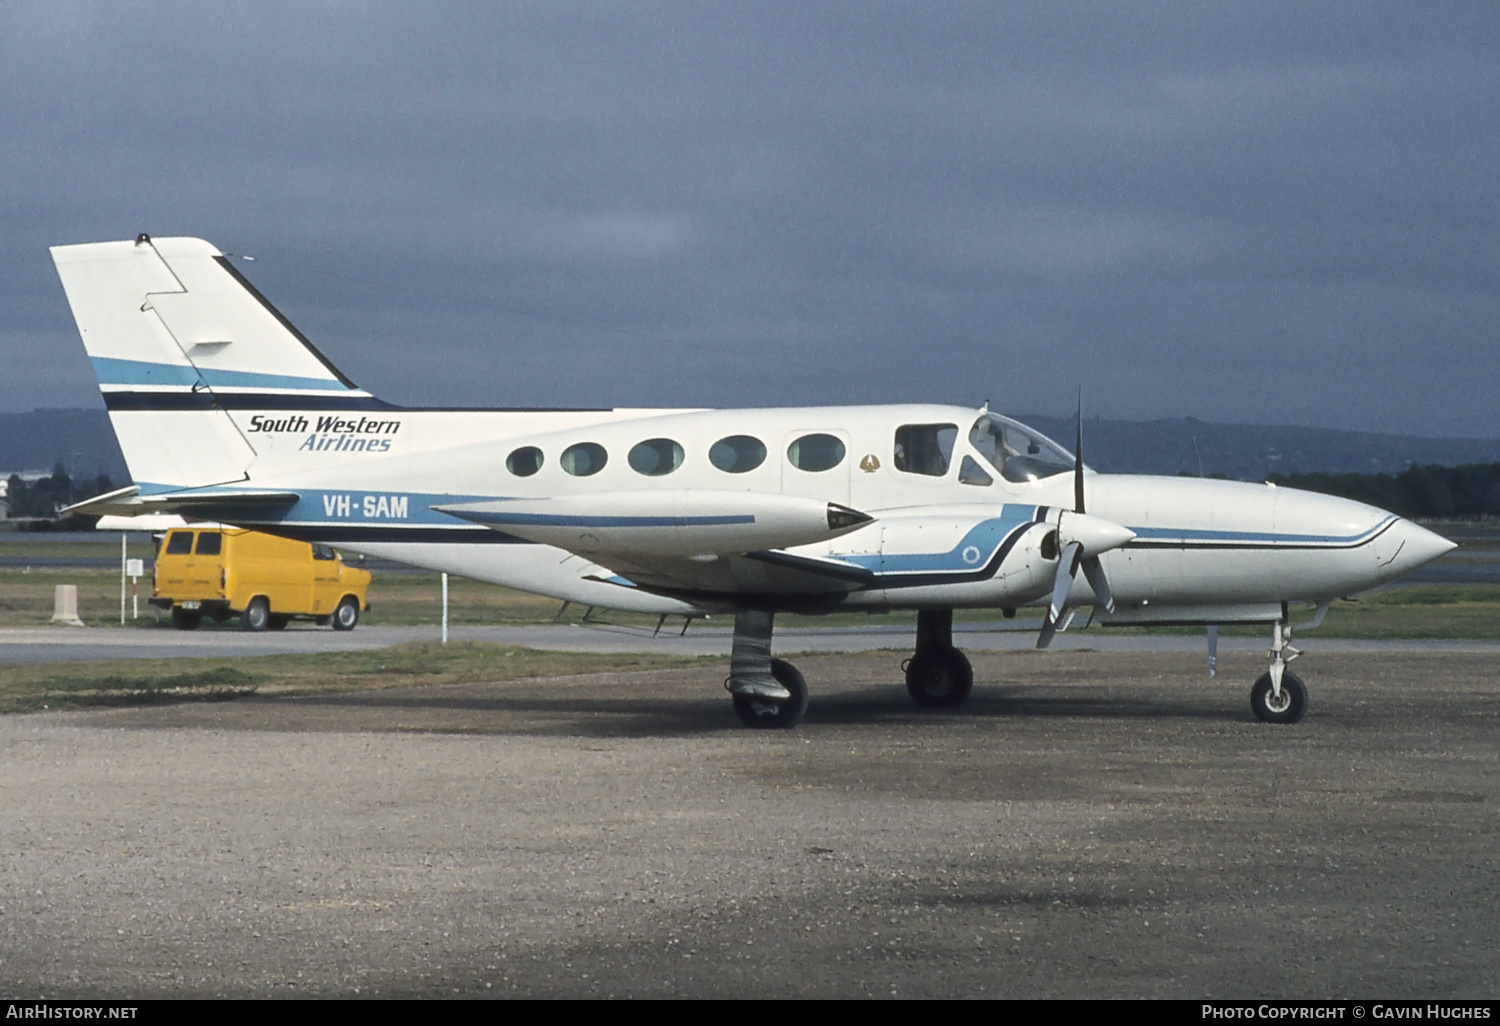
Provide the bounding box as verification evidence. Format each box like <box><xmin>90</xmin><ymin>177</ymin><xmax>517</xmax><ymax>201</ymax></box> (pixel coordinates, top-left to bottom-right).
<box><xmin>1251</xmin><ymin>670</ymin><xmax>1307</xmax><ymax>723</ymax></box>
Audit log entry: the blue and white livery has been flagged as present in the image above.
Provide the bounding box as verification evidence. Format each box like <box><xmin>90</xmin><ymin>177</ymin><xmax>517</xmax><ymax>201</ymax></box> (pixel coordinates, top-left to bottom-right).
<box><xmin>52</xmin><ymin>235</ymin><xmax>1454</xmax><ymax>727</ymax></box>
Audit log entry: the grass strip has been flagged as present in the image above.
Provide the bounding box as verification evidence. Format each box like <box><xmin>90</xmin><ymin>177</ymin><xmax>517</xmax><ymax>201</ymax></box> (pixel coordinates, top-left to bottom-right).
<box><xmin>1</xmin><ymin>641</ymin><xmax>716</xmax><ymax>715</ymax></box>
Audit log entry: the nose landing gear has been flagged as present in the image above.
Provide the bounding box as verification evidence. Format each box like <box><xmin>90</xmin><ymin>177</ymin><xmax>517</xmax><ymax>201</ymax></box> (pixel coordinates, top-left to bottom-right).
<box><xmin>1252</xmin><ymin>617</ymin><xmax>1308</xmax><ymax>723</ymax></box>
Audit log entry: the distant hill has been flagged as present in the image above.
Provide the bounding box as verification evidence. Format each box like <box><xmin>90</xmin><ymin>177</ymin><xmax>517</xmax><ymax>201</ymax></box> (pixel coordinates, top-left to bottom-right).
<box><xmin>0</xmin><ymin>409</ymin><xmax>127</xmax><ymax>482</ymax></box>
<box><xmin>2</xmin><ymin>408</ymin><xmax>1498</xmax><ymax>485</ymax></box>
<box><xmin>1017</xmin><ymin>414</ymin><xmax>1500</xmax><ymax>480</ymax></box>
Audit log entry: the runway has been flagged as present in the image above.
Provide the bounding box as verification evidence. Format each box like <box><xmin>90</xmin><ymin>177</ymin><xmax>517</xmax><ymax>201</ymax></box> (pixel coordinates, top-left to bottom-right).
<box><xmin>4</xmin><ymin>621</ymin><xmax>1499</xmax><ymax>664</ymax></box>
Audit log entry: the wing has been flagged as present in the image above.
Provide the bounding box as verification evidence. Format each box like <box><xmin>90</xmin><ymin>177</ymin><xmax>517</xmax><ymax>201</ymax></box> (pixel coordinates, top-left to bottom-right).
<box><xmin>435</xmin><ymin>490</ymin><xmax>876</xmax><ymax>602</ymax></box>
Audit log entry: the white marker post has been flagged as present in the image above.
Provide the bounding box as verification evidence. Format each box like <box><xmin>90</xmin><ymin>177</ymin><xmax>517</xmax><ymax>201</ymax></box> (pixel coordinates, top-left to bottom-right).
<box><xmin>441</xmin><ymin>572</ymin><xmax>449</xmax><ymax>645</ymax></box>
<box><xmin>119</xmin><ymin>533</ymin><xmax>127</xmax><ymax>626</ymax></box>
<box><xmin>126</xmin><ymin>558</ymin><xmax>144</xmax><ymax>619</ymax></box>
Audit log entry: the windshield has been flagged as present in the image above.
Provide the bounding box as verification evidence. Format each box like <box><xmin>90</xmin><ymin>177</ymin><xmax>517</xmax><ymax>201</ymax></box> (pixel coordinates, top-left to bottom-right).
<box><xmin>969</xmin><ymin>413</ymin><xmax>1075</xmax><ymax>483</ymax></box>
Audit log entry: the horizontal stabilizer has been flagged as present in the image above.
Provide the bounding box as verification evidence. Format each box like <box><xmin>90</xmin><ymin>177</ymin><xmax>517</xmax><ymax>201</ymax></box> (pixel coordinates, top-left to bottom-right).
<box><xmin>61</xmin><ymin>485</ymin><xmax>301</xmax><ymax>519</ymax></box>
<box><xmin>435</xmin><ymin>490</ymin><xmax>874</xmax><ymax>558</ymax></box>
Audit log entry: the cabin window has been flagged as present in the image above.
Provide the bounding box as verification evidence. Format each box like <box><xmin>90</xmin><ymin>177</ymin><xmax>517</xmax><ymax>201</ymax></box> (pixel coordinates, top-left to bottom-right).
<box><xmin>194</xmin><ymin>532</ymin><xmax>222</xmax><ymax>556</ymax></box>
<box><xmin>628</xmin><ymin>438</ymin><xmax>684</xmax><ymax>477</ymax></box>
<box><xmin>560</xmin><ymin>442</ymin><xmax>608</xmax><ymax>477</ymax></box>
<box><xmin>506</xmin><ymin>446</ymin><xmax>544</xmax><ymax>477</ymax></box>
<box><xmin>969</xmin><ymin>413</ymin><xmax>1074</xmax><ymax>483</ymax></box>
<box><xmin>313</xmin><ymin>545</ymin><xmax>337</xmax><ymax>561</ymax></box>
<box><xmin>787</xmin><ymin>433</ymin><xmax>846</xmax><ymax>472</ymax></box>
<box><xmin>958</xmin><ymin>456</ymin><xmax>993</xmax><ymax>486</ymax></box>
<box><xmin>893</xmin><ymin>424</ymin><xmax>957</xmax><ymax>476</ymax></box>
<box><xmin>165</xmin><ymin>532</ymin><xmax>194</xmax><ymax>555</ymax></box>
<box><xmin>709</xmin><ymin>435</ymin><xmax>767</xmax><ymax>474</ymax></box>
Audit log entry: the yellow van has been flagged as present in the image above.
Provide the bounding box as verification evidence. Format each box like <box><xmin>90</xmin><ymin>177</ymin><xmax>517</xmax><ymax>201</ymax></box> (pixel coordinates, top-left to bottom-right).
<box><xmin>151</xmin><ymin>526</ymin><xmax>372</xmax><ymax>631</ymax></box>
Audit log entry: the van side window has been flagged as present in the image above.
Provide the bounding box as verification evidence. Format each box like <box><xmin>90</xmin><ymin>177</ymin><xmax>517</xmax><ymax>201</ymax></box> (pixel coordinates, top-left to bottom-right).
<box><xmin>313</xmin><ymin>545</ymin><xmax>337</xmax><ymax>561</ymax></box>
<box><xmin>893</xmin><ymin>424</ymin><xmax>957</xmax><ymax>476</ymax></box>
<box><xmin>166</xmin><ymin>532</ymin><xmax>194</xmax><ymax>555</ymax></box>
<box><xmin>194</xmin><ymin>532</ymin><xmax>222</xmax><ymax>556</ymax></box>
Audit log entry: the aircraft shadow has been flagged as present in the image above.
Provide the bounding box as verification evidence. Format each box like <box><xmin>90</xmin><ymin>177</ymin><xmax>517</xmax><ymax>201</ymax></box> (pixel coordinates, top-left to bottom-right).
<box><xmin>270</xmin><ymin>681</ymin><xmax>1238</xmax><ymax>738</ymax></box>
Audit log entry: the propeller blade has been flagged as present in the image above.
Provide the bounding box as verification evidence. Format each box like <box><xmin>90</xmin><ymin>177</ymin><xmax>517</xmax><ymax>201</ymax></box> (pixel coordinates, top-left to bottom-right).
<box><xmin>1079</xmin><ymin>554</ymin><xmax>1115</xmax><ymax>614</ymax></box>
<box><xmin>1074</xmin><ymin>391</ymin><xmax>1085</xmax><ymax>514</ymax></box>
<box><xmin>1048</xmin><ymin>540</ymin><xmax>1083</xmax><ymax>622</ymax></box>
<box><xmin>1036</xmin><ymin>615</ymin><xmax>1058</xmax><ymax>650</ymax></box>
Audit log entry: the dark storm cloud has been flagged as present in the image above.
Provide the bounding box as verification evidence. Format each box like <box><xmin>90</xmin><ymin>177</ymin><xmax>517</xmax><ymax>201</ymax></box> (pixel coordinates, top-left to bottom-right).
<box><xmin>2</xmin><ymin>2</ymin><xmax>1496</xmax><ymax>434</ymax></box>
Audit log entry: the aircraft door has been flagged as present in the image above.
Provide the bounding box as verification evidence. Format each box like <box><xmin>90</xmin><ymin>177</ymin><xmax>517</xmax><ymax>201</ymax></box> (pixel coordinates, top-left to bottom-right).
<box><xmin>780</xmin><ymin>430</ymin><xmax>851</xmax><ymax>506</ymax></box>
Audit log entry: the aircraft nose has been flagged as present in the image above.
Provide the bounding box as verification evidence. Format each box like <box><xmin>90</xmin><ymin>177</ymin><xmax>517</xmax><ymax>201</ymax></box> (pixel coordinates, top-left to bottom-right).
<box><xmin>1378</xmin><ymin>518</ymin><xmax>1457</xmax><ymax>577</ymax></box>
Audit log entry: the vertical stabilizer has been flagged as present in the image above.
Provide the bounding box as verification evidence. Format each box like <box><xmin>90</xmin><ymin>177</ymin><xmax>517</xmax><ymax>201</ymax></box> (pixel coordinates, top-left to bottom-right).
<box><xmin>51</xmin><ymin>235</ymin><xmax>372</xmax><ymax>491</ymax></box>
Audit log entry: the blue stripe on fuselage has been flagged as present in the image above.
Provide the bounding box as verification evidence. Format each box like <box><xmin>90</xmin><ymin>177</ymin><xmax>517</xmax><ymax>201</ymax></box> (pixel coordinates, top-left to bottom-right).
<box><xmin>1125</xmin><ymin>517</ymin><xmax>1396</xmax><ymax>547</ymax></box>
<box><xmin>456</xmin><ymin>512</ymin><xmax>756</xmax><ymax>528</ymax></box>
<box><xmin>832</xmin><ymin>503</ymin><xmax>1041</xmax><ymax>579</ymax></box>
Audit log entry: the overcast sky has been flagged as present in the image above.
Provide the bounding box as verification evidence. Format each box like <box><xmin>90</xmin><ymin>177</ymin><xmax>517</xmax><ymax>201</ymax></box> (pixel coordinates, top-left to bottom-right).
<box><xmin>3</xmin><ymin>2</ymin><xmax>1497</xmax><ymax>436</ymax></box>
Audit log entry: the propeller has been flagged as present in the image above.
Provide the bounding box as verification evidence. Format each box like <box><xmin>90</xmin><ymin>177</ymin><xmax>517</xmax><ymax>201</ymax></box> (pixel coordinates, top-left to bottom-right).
<box><xmin>1037</xmin><ymin>396</ymin><xmax>1134</xmax><ymax>649</ymax></box>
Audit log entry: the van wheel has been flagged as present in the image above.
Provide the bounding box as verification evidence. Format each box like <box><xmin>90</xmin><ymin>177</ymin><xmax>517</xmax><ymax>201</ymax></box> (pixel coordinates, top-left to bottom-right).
<box><xmin>332</xmin><ymin>595</ymin><xmax>360</xmax><ymax>631</ymax></box>
<box><xmin>241</xmin><ymin>596</ymin><xmax>271</xmax><ymax>632</ymax></box>
<box><xmin>171</xmin><ymin>607</ymin><xmax>202</xmax><ymax>631</ymax></box>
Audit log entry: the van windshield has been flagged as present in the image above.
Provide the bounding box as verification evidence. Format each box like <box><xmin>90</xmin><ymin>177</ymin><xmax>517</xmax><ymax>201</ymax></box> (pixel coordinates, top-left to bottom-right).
<box><xmin>969</xmin><ymin>413</ymin><xmax>1075</xmax><ymax>483</ymax></box>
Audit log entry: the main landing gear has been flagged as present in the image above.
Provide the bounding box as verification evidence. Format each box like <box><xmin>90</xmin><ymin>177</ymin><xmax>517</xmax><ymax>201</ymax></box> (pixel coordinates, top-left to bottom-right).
<box><xmin>724</xmin><ymin>607</ymin><xmax>979</xmax><ymax>728</ymax></box>
<box><xmin>726</xmin><ymin>609</ymin><xmax>809</xmax><ymax>729</ymax></box>
<box><xmin>1251</xmin><ymin>617</ymin><xmax>1308</xmax><ymax>724</ymax></box>
<box><xmin>903</xmin><ymin>609</ymin><xmax>973</xmax><ymax>708</ymax></box>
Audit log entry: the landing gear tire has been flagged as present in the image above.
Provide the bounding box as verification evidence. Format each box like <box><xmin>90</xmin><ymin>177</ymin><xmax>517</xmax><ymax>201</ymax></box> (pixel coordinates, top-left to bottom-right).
<box><xmin>332</xmin><ymin>595</ymin><xmax>360</xmax><ymax>631</ymax></box>
<box><xmin>241</xmin><ymin>596</ymin><xmax>271</xmax><ymax>632</ymax></box>
<box><xmin>170</xmin><ymin>607</ymin><xmax>202</xmax><ymax>631</ymax></box>
<box><xmin>732</xmin><ymin>658</ymin><xmax>808</xmax><ymax>729</ymax></box>
<box><xmin>905</xmin><ymin>647</ymin><xmax>974</xmax><ymax>708</ymax></box>
<box><xmin>1251</xmin><ymin>671</ymin><xmax>1308</xmax><ymax>724</ymax></box>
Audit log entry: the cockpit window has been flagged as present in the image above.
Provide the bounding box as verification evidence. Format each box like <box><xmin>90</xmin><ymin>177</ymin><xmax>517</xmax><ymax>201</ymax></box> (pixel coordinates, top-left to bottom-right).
<box><xmin>958</xmin><ymin>455</ymin><xmax>993</xmax><ymax>486</ymax></box>
<box><xmin>893</xmin><ymin>424</ymin><xmax>957</xmax><ymax>477</ymax></box>
<box><xmin>969</xmin><ymin>413</ymin><xmax>1074</xmax><ymax>483</ymax></box>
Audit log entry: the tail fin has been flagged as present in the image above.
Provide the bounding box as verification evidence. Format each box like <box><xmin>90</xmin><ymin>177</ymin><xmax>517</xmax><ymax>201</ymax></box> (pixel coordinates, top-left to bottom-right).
<box><xmin>50</xmin><ymin>235</ymin><xmax>373</xmax><ymax>490</ymax></box>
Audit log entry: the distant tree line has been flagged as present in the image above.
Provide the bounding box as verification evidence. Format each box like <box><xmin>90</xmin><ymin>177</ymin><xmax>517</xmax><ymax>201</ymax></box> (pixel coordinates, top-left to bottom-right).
<box><xmin>3</xmin><ymin>462</ymin><xmax>117</xmax><ymax>530</ymax></box>
<box><xmin>1267</xmin><ymin>462</ymin><xmax>1500</xmax><ymax>518</ymax></box>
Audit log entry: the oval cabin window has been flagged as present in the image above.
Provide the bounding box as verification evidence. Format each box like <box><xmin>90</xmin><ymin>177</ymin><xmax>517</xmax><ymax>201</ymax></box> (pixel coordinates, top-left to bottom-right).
<box><xmin>787</xmin><ymin>433</ymin><xmax>846</xmax><ymax>473</ymax></box>
<box><xmin>709</xmin><ymin>435</ymin><xmax>767</xmax><ymax>474</ymax></box>
<box><xmin>628</xmin><ymin>438</ymin><xmax>684</xmax><ymax>476</ymax></box>
<box><xmin>560</xmin><ymin>442</ymin><xmax>608</xmax><ymax>477</ymax></box>
<box><xmin>506</xmin><ymin>446</ymin><xmax>544</xmax><ymax>477</ymax></box>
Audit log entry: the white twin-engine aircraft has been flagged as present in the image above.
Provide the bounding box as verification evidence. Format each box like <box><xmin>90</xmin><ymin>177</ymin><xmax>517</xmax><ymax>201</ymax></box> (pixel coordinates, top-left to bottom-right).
<box><xmin>53</xmin><ymin>235</ymin><xmax>1454</xmax><ymax>728</ymax></box>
